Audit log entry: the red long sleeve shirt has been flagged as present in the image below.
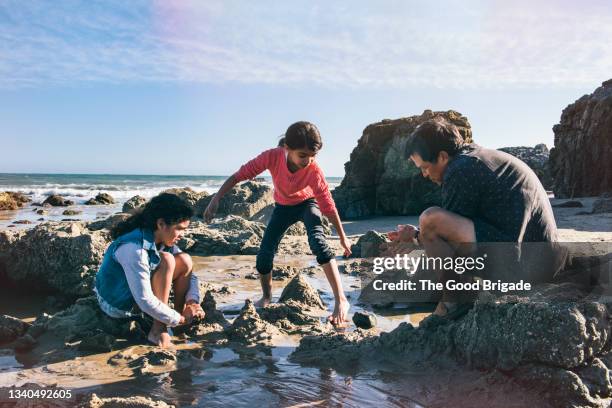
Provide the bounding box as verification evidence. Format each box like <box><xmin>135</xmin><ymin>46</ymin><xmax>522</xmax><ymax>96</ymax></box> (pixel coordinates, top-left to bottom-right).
<box><xmin>234</xmin><ymin>147</ymin><xmax>337</xmax><ymax>216</ymax></box>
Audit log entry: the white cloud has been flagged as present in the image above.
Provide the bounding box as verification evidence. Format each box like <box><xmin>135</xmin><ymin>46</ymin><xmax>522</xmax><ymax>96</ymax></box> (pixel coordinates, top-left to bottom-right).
<box><xmin>0</xmin><ymin>0</ymin><xmax>610</xmax><ymax>89</ymax></box>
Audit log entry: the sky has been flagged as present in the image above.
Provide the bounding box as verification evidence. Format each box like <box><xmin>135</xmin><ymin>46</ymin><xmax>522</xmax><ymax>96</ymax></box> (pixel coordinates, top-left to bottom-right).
<box><xmin>0</xmin><ymin>0</ymin><xmax>611</xmax><ymax>176</ymax></box>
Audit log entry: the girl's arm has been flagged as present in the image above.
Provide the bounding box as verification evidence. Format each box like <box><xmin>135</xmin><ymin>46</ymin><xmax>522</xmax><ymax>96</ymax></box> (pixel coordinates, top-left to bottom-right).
<box><xmin>203</xmin><ymin>174</ymin><xmax>239</xmax><ymax>222</ymax></box>
<box><xmin>115</xmin><ymin>243</ymin><xmax>185</xmax><ymax>327</ymax></box>
<box><xmin>326</xmin><ymin>210</ymin><xmax>352</xmax><ymax>257</ymax></box>
<box><xmin>204</xmin><ymin>148</ymin><xmax>275</xmax><ymax>222</ymax></box>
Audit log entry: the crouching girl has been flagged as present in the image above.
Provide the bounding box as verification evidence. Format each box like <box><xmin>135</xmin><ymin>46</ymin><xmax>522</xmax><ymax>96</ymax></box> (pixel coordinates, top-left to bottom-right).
<box><xmin>94</xmin><ymin>193</ymin><xmax>205</xmax><ymax>348</ymax></box>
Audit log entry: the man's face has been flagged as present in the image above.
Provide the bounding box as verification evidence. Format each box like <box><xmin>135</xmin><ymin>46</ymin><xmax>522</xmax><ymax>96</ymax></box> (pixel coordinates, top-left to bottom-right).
<box><xmin>156</xmin><ymin>219</ymin><xmax>190</xmax><ymax>247</ymax></box>
<box><xmin>410</xmin><ymin>152</ymin><xmax>449</xmax><ymax>185</ymax></box>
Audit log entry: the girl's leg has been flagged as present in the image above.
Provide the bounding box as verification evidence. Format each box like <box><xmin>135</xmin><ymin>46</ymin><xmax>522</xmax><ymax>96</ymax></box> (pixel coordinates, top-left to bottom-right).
<box><xmin>149</xmin><ymin>251</ymin><xmax>175</xmax><ymax>348</ymax></box>
<box><xmin>302</xmin><ymin>200</ymin><xmax>350</xmax><ymax>325</ymax></box>
<box><xmin>171</xmin><ymin>252</ymin><xmax>193</xmax><ymax>314</ymax></box>
<box><xmin>255</xmin><ymin>205</ymin><xmax>298</xmax><ymax>307</ymax></box>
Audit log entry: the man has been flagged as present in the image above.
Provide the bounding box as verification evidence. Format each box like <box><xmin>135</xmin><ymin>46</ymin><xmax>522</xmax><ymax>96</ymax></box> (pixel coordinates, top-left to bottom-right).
<box><xmin>388</xmin><ymin>118</ymin><xmax>559</xmax><ymax>317</ymax></box>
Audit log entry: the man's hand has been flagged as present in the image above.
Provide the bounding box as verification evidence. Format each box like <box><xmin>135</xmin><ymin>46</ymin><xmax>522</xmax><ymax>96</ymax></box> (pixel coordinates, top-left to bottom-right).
<box><xmin>203</xmin><ymin>198</ymin><xmax>219</xmax><ymax>223</ymax></box>
<box><xmin>340</xmin><ymin>236</ymin><xmax>352</xmax><ymax>257</ymax></box>
<box><xmin>182</xmin><ymin>301</ymin><xmax>205</xmax><ymax>324</ymax></box>
<box><xmin>387</xmin><ymin>224</ymin><xmax>418</xmax><ymax>242</ymax></box>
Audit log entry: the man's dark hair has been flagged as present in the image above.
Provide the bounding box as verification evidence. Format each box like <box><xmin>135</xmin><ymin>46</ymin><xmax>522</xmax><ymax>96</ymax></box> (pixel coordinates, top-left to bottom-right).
<box><xmin>404</xmin><ymin>118</ymin><xmax>464</xmax><ymax>162</ymax></box>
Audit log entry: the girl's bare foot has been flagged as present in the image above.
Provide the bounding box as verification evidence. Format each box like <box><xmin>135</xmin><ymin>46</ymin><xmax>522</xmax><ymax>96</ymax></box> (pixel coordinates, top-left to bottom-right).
<box><xmin>147</xmin><ymin>327</ymin><xmax>174</xmax><ymax>349</ymax></box>
<box><xmin>254</xmin><ymin>296</ymin><xmax>272</xmax><ymax>308</ymax></box>
<box><xmin>329</xmin><ymin>298</ymin><xmax>350</xmax><ymax>326</ymax></box>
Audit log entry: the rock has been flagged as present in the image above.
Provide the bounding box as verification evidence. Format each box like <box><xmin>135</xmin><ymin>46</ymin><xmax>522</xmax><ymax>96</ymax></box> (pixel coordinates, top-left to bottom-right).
<box><xmin>197</xmin><ymin>181</ymin><xmax>274</xmax><ymax>220</ymax></box>
<box><xmin>259</xmin><ymin>301</ymin><xmax>330</xmax><ymax>335</ymax></box>
<box><xmin>498</xmin><ymin>144</ymin><xmax>552</xmax><ymax>190</ymax></box>
<box><xmin>78</xmin><ymin>331</ymin><xmax>116</xmax><ymax>352</ymax></box>
<box><xmin>62</xmin><ymin>209</ymin><xmax>83</xmax><ymax>215</ymax></box>
<box><xmin>278</xmin><ymin>274</ymin><xmax>325</xmax><ymax>309</ymax></box>
<box><xmin>79</xmin><ymin>393</ymin><xmax>175</xmax><ymax>408</ymax></box>
<box><xmin>226</xmin><ymin>299</ymin><xmax>281</xmax><ymax>345</ymax></box>
<box><xmin>332</xmin><ymin>110</ymin><xmax>473</xmax><ymax>218</ymax></box>
<box><xmin>42</xmin><ymin>195</ymin><xmax>74</xmax><ymax>207</ymax></box>
<box><xmin>163</xmin><ymin>187</ymin><xmax>208</xmax><ymax>208</ymax></box>
<box><xmin>12</xmin><ymin>334</ymin><xmax>37</xmax><ymax>352</ymax></box>
<box><xmin>84</xmin><ymin>193</ymin><xmax>115</xmax><ymax>205</ymax></box>
<box><xmin>591</xmin><ymin>193</ymin><xmax>612</xmax><ymax>214</ymax></box>
<box><xmin>0</xmin><ymin>223</ymin><xmax>110</xmax><ymax>297</ymax></box>
<box><xmin>87</xmin><ymin>213</ymin><xmax>130</xmax><ymax>231</ymax></box>
<box><xmin>552</xmin><ymin>200</ymin><xmax>584</xmax><ymax>208</ymax></box>
<box><xmin>0</xmin><ymin>192</ymin><xmax>30</xmax><ymax>210</ymax></box>
<box><xmin>550</xmin><ymin>79</ymin><xmax>612</xmax><ymax>198</ymax></box>
<box><xmin>350</xmin><ymin>230</ymin><xmax>389</xmax><ymax>258</ymax></box>
<box><xmin>352</xmin><ymin>311</ymin><xmax>377</xmax><ymax>329</ymax></box>
<box><xmin>0</xmin><ymin>315</ymin><xmax>30</xmax><ymax>343</ymax></box>
<box><xmin>35</xmin><ymin>209</ymin><xmax>47</xmax><ymax>215</ymax></box>
<box><xmin>12</xmin><ymin>220</ymin><xmax>32</xmax><ymax>224</ymax></box>
<box><xmin>122</xmin><ymin>195</ymin><xmax>147</xmax><ymax>213</ymax></box>
<box><xmin>178</xmin><ymin>216</ymin><xmax>265</xmax><ymax>256</ymax></box>
<box><xmin>291</xmin><ymin>283</ymin><xmax>612</xmax><ymax>406</ymax></box>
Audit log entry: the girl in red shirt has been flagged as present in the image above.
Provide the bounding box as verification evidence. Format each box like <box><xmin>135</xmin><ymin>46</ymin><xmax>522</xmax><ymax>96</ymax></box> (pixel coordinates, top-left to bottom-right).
<box><xmin>204</xmin><ymin>121</ymin><xmax>351</xmax><ymax>325</ymax></box>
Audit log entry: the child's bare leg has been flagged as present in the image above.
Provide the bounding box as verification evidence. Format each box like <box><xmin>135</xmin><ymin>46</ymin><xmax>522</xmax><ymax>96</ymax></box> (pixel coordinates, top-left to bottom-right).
<box><xmin>172</xmin><ymin>253</ymin><xmax>193</xmax><ymax>314</ymax></box>
<box><xmin>321</xmin><ymin>259</ymin><xmax>350</xmax><ymax>325</ymax></box>
<box><xmin>255</xmin><ymin>272</ymin><xmax>272</xmax><ymax>308</ymax></box>
<box><xmin>149</xmin><ymin>252</ymin><xmax>175</xmax><ymax>348</ymax></box>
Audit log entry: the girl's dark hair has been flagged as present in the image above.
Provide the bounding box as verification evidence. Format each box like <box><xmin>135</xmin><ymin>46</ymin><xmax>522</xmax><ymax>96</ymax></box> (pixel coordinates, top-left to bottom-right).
<box><xmin>277</xmin><ymin>121</ymin><xmax>323</xmax><ymax>152</ymax></box>
<box><xmin>404</xmin><ymin>118</ymin><xmax>464</xmax><ymax>162</ymax></box>
<box><xmin>111</xmin><ymin>193</ymin><xmax>193</xmax><ymax>239</ymax></box>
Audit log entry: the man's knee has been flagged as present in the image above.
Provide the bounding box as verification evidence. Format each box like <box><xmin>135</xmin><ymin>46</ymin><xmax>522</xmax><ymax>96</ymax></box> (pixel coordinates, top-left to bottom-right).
<box><xmin>419</xmin><ymin>206</ymin><xmax>445</xmax><ymax>236</ymax></box>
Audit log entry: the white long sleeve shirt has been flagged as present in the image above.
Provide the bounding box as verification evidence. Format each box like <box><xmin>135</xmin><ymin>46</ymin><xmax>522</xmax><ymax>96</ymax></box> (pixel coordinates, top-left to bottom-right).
<box><xmin>114</xmin><ymin>242</ymin><xmax>200</xmax><ymax>327</ymax></box>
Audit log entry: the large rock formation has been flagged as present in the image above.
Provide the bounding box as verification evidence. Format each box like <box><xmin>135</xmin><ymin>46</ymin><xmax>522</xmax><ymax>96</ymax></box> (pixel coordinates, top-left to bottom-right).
<box><xmin>498</xmin><ymin>144</ymin><xmax>553</xmax><ymax>190</ymax></box>
<box><xmin>550</xmin><ymin>79</ymin><xmax>612</xmax><ymax>198</ymax></box>
<box><xmin>0</xmin><ymin>192</ymin><xmax>31</xmax><ymax>210</ymax></box>
<box><xmin>332</xmin><ymin>110</ymin><xmax>472</xmax><ymax>218</ymax></box>
<box><xmin>0</xmin><ymin>222</ymin><xmax>110</xmax><ymax>297</ymax></box>
<box><xmin>197</xmin><ymin>181</ymin><xmax>274</xmax><ymax>220</ymax></box>
<box><xmin>291</xmin><ymin>282</ymin><xmax>612</xmax><ymax>407</ymax></box>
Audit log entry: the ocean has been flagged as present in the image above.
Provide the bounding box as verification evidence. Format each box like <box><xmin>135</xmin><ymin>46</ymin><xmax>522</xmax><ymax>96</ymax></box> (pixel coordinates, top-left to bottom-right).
<box><xmin>0</xmin><ymin>173</ymin><xmax>344</xmax><ymax>228</ymax></box>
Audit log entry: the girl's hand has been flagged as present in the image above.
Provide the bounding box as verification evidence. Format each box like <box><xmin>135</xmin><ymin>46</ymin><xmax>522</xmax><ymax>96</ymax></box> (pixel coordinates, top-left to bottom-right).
<box><xmin>203</xmin><ymin>198</ymin><xmax>219</xmax><ymax>223</ymax></box>
<box><xmin>182</xmin><ymin>302</ymin><xmax>205</xmax><ymax>323</ymax></box>
<box><xmin>340</xmin><ymin>237</ymin><xmax>352</xmax><ymax>257</ymax></box>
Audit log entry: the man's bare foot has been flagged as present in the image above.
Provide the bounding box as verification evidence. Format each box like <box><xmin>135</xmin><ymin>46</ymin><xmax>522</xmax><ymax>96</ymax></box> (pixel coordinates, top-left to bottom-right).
<box><xmin>147</xmin><ymin>328</ymin><xmax>174</xmax><ymax>349</ymax></box>
<box><xmin>328</xmin><ymin>298</ymin><xmax>350</xmax><ymax>326</ymax></box>
<box><xmin>254</xmin><ymin>296</ymin><xmax>272</xmax><ymax>308</ymax></box>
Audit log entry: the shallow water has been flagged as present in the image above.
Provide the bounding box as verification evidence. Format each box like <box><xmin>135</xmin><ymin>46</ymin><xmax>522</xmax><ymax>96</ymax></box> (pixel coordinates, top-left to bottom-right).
<box><xmin>0</xmin><ymin>255</ymin><xmax>430</xmax><ymax>407</ymax></box>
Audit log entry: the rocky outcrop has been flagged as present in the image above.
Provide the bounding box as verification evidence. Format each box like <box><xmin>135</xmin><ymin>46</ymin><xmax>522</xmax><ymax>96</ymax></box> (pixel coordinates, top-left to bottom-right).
<box><xmin>350</xmin><ymin>230</ymin><xmax>389</xmax><ymax>258</ymax></box>
<box><xmin>87</xmin><ymin>213</ymin><xmax>130</xmax><ymax>231</ymax></box>
<box><xmin>79</xmin><ymin>393</ymin><xmax>175</xmax><ymax>408</ymax></box>
<box><xmin>84</xmin><ymin>193</ymin><xmax>115</xmax><ymax>205</ymax></box>
<box><xmin>498</xmin><ymin>144</ymin><xmax>552</xmax><ymax>190</ymax></box>
<box><xmin>278</xmin><ymin>274</ymin><xmax>325</xmax><ymax>310</ymax></box>
<box><xmin>122</xmin><ymin>195</ymin><xmax>147</xmax><ymax>213</ymax></box>
<box><xmin>332</xmin><ymin>110</ymin><xmax>473</xmax><ymax>218</ymax></box>
<box><xmin>0</xmin><ymin>315</ymin><xmax>30</xmax><ymax>343</ymax></box>
<box><xmin>0</xmin><ymin>222</ymin><xmax>110</xmax><ymax>297</ymax></box>
<box><xmin>291</xmin><ymin>283</ymin><xmax>612</xmax><ymax>407</ymax></box>
<box><xmin>178</xmin><ymin>216</ymin><xmax>265</xmax><ymax>256</ymax></box>
<box><xmin>550</xmin><ymin>79</ymin><xmax>612</xmax><ymax>198</ymax></box>
<box><xmin>163</xmin><ymin>187</ymin><xmax>209</xmax><ymax>213</ymax></box>
<box><xmin>42</xmin><ymin>194</ymin><xmax>74</xmax><ymax>207</ymax></box>
<box><xmin>0</xmin><ymin>192</ymin><xmax>31</xmax><ymax>210</ymax></box>
<box><xmin>198</xmin><ymin>181</ymin><xmax>274</xmax><ymax>220</ymax></box>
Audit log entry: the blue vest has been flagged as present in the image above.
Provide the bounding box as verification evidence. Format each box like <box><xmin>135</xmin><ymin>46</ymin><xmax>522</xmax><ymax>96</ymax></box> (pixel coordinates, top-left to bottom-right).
<box><xmin>95</xmin><ymin>228</ymin><xmax>167</xmax><ymax>312</ymax></box>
